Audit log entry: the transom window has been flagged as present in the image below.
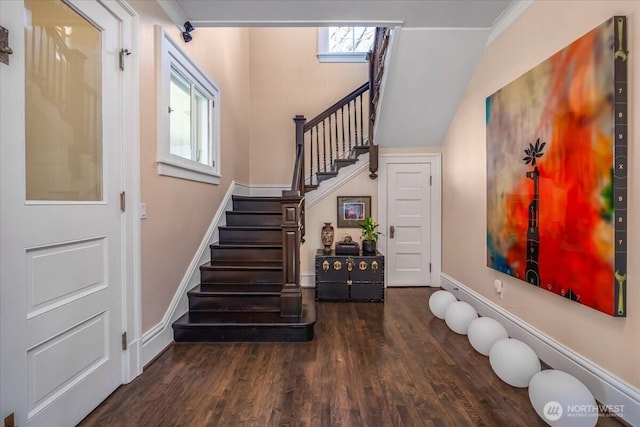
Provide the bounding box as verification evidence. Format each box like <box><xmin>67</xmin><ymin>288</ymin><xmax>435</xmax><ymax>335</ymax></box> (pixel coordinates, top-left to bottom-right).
<box><xmin>318</xmin><ymin>26</ymin><xmax>375</xmax><ymax>63</ymax></box>
<box><xmin>156</xmin><ymin>26</ymin><xmax>221</xmax><ymax>184</ymax></box>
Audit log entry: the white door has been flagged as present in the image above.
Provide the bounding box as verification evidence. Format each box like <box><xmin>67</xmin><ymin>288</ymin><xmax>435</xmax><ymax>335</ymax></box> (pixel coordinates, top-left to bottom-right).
<box><xmin>385</xmin><ymin>162</ymin><xmax>432</xmax><ymax>286</ymax></box>
<box><xmin>1</xmin><ymin>1</ymin><xmax>124</xmax><ymax>425</ymax></box>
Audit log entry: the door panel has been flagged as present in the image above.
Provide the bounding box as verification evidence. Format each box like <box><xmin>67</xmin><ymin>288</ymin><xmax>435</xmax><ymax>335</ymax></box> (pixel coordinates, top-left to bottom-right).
<box><xmin>1</xmin><ymin>1</ymin><xmax>124</xmax><ymax>425</ymax></box>
<box><xmin>386</xmin><ymin>163</ymin><xmax>431</xmax><ymax>286</ymax></box>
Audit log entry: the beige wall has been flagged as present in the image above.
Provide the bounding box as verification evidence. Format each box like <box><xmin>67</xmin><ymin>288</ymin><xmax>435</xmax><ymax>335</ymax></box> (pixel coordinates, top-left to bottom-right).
<box><xmin>131</xmin><ymin>1</ymin><xmax>251</xmax><ymax>332</ymax></box>
<box><xmin>302</xmin><ymin>168</ymin><xmax>378</xmax><ymax>274</ymax></box>
<box><xmin>441</xmin><ymin>1</ymin><xmax>640</xmax><ymax>387</ymax></box>
<box><xmin>248</xmin><ymin>28</ymin><xmax>369</xmax><ymax>185</ymax></box>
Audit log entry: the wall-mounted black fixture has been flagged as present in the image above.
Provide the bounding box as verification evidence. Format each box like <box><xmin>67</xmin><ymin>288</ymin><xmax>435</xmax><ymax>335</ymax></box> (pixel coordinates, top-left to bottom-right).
<box><xmin>182</xmin><ymin>21</ymin><xmax>194</xmax><ymax>43</ymax></box>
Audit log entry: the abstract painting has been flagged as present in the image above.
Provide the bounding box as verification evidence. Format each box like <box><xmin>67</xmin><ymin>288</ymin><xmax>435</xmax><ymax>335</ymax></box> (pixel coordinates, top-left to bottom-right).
<box><xmin>486</xmin><ymin>16</ymin><xmax>628</xmax><ymax>316</ymax></box>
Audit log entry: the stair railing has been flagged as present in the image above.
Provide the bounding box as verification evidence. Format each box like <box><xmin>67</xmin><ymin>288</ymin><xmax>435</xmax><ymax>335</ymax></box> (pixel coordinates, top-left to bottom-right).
<box><xmin>367</xmin><ymin>26</ymin><xmax>391</xmax><ymax>179</ymax></box>
<box><xmin>297</xmin><ymin>82</ymin><xmax>370</xmax><ymax>188</ymax></box>
<box><xmin>279</xmin><ymin>27</ymin><xmax>391</xmax><ymax>316</ymax></box>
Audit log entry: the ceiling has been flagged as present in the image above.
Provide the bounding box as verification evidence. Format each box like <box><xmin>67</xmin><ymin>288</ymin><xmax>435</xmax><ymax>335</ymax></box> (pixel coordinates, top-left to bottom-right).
<box><xmin>161</xmin><ymin>0</ymin><xmax>514</xmax><ymax>28</ymax></box>
<box><xmin>157</xmin><ymin>0</ymin><xmax>529</xmax><ymax>147</ymax></box>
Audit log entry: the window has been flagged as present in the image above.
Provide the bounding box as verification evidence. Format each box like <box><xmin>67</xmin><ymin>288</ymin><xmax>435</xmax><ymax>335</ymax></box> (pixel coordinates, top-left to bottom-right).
<box><xmin>317</xmin><ymin>26</ymin><xmax>375</xmax><ymax>63</ymax></box>
<box><xmin>156</xmin><ymin>26</ymin><xmax>220</xmax><ymax>184</ymax></box>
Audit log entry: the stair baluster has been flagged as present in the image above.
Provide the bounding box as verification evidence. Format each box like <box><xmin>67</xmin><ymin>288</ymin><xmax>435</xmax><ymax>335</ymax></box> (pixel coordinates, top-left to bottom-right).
<box><xmin>341</xmin><ymin>107</ymin><xmax>346</xmax><ymax>154</ymax></box>
<box><xmin>315</xmin><ymin>126</ymin><xmax>321</xmax><ymax>183</ymax></box>
<box><xmin>328</xmin><ymin>115</ymin><xmax>334</xmax><ymax>166</ymax></box>
<box><xmin>322</xmin><ymin>120</ymin><xmax>327</xmax><ymax>172</ymax></box>
<box><xmin>309</xmin><ymin>127</ymin><xmax>314</xmax><ymax>185</ymax></box>
<box><xmin>347</xmin><ymin>102</ymin><xmax>353</xmax><ymax>152</ymax></box>
<box><xmin>359</xmin><ymin>94</ymin><xmax>365</xmax><ymax>146</ymax></box>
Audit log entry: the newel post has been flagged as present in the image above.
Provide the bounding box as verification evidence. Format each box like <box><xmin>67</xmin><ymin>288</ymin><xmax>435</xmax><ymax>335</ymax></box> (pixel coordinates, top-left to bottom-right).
<box><xmin>280</xmin><ymin>196</ymin><xmax>303</xmax><ymax>317</ymax></box>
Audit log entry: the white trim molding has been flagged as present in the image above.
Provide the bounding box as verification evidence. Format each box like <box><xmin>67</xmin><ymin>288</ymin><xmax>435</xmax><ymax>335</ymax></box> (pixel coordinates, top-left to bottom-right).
<box><xmin>441</xmin><ymin>273</ymin><xmax>640</xmax><ymax>426</ymax></box>
<box><xmin>155</xmin><ymin>25</ymin><xmax>221</xmax><ymax>185</ymax></box>
<box><xmin>486</xmin><ymin>0</ymin><xmax>534</xmax><ymax>45</ymax></box>
<box><xmin>141</xmin><ymin>181</ymin><xmax>246</xmax><ymax>365</ymax></box>
<box><xmin>155</xmin><ymin>0</ymin><xmax>188</xmax><ymax>30</ymax></box>
<box><xmin>378</xmin><ymin>153</ymin><xmax>442</xmax><ymax>287</ymax></box>
<box><xmin>102</xmin><ymin>0</ymin><xmax>143</xmax><ymax>384</ymax></box>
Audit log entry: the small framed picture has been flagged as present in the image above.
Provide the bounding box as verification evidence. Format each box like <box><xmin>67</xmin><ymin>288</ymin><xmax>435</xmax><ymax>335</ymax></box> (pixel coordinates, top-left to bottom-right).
<box><xmin>337</xmin><ymin>196</ymin><xmax>371</xmax><ymax>228</ymax></box>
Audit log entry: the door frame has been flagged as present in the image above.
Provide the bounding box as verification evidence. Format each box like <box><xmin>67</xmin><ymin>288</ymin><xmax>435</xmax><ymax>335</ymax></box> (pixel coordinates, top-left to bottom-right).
<box><xmin>0</xmin><ymin>0</ymin><xmax>142</xmax><ymax>390</ymax></box>
<box><xmin>378</xmin><ymin>153</ymin><xmax>441</xmax><ymax>287</ymax></box>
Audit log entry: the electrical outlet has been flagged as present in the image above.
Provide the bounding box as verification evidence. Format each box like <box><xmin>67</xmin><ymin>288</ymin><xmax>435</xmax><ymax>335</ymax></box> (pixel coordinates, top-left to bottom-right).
<box><xmin>494</xmin><ymin>279</ymin><xmax>504</xmax><ymax>299</ymax></box>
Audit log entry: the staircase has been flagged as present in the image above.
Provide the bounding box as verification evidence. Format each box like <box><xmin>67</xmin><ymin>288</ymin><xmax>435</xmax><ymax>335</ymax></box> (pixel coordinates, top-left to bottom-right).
<box><xmin>172</xmin><ymin>195</ymin><xmax>315</xmax><ymax>342</ymax></box>
<box><xmin>171</xmin><ymin>27</ymin><xmax>390</xmax><ymax>343</ymax></box>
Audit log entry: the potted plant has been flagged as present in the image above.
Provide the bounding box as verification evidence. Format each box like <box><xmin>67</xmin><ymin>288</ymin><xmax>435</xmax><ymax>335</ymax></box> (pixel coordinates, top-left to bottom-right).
<box><xmin>360</xmin><ymin>216</ymin><xmax>381</xmax><ymax>255</ymax></box>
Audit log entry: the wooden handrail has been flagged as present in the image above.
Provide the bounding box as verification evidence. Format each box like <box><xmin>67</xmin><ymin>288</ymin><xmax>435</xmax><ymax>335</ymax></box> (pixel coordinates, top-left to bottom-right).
<box><xmin>367</xmin><ymin>27</ymin><xmax>391</xmax><ymax>179</ymax></box>
<box><xmin>304</xmin><ymin>82</ymin><xmax>369</xmax><ymax>131</ymax></box>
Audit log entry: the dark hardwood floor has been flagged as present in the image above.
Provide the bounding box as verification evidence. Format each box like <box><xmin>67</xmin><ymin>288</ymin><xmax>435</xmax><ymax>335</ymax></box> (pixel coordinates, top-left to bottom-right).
<box><xmin>80</xmin><ymin>288</ymin><xmax>625</xmax><ymax>427</ymax></box>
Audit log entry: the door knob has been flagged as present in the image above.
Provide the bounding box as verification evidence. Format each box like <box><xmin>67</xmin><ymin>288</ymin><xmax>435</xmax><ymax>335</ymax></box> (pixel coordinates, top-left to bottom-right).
<box><xmin>389</xmin><ymin>225</ymin><xmax>395</xmax><ymax>239</ymax></box>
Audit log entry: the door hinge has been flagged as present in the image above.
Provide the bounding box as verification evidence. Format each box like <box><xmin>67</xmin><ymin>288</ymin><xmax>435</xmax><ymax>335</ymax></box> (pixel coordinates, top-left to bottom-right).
<box><xmin>430</xmin><ymin>175</ymin><xmax>432</xmax><ymax>186</ymax></box>
<box><xmin>429</xmin><ymin>263</ymin><xmax>432</xmax><ymax>273</ymax></box>
<box><xmin>1</xmin><ymin>26</ymin><xmax>14</xmax><ymax>66</ymax></box>
<box><xmin>120</xmin><ymin>191</ymin><xmax>126</xmax><ymax>212</ymax></box>
<box><xmin>119</xmin><ymin>48</ymin><xmax>131</xmax><ymax>71</ymax></box>
<box><xmin>122</xmin><ymin>332</ymin><xmax>127</xmax><ymax>350</ymax></box>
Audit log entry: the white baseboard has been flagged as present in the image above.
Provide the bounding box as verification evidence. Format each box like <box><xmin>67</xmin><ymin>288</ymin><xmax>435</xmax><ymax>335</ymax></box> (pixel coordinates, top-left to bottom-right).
<box><xmin>441</xmin><ymin>273</ymin><xmax>640</xmax><ymax>426</ymax></box>
<box><xmin>301</xmin><ymin>272</ymin><xmax>315</xmax><ymax>288</ymax></box>
<box><xmin>141</xmin><ymin>180</ymin><xmax>243</xmax><ymax>366</ymax></box>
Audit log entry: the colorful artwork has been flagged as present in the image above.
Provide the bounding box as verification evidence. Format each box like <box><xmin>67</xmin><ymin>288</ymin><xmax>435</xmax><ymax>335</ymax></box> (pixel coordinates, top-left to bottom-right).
<box><xmin>486</xmin><ymin>17</ymin><xmax>628</xmax><ymax>316</ymax></box>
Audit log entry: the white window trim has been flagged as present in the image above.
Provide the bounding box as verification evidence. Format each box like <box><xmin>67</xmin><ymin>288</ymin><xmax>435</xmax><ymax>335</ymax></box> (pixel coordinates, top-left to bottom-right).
<box><xmin>156</xmin><ymin>25</ymin><xmax>221</xmax><ymax>184</ymax></box>
<box><xmin>317</xmin><ymin>27</ymin><xmax>369</xmax><ymax>63</ymax></box>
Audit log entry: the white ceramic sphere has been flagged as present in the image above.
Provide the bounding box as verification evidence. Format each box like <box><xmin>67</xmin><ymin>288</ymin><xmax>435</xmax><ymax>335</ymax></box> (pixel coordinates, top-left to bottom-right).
<box><xmin>529</xmin><ymin>370</ymin><xmax>598</xmax><ymax>427</ymax></box>
<box><xmin>489</xmin><ymin>338</ymin><xmax>541</xmax><ymax>387</ymax></box>
<box><xmin>428</xmin><ymin>290</ymin><xmax>457</xmax><ymax>319</ymax></box>
<box><xmin>444</xmin><ymin>301</ymin><xmax>478</xmax><ymax>334</ymax></box>
<box><xmin>467</xmin><ymin>317</ymin><xmax>509</xmax><ymax>356</ymax></box>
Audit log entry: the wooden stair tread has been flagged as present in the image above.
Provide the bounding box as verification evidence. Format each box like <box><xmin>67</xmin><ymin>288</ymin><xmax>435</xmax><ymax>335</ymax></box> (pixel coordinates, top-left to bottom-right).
<box><xmin>210</xmin><ymin>243</ymin><xmax>282</xmax><ymax>249</ymax></box>
<box><xmin>334</xmin><ymin>158</ymin><xmax>357</xmax><ymax>164</ymax></box>
<box><xmin>219</xmin><ymin>225</ymin><xmax>281</xmax><ymax>230</ymax></box>
<box><xmin>202</xmin><ymin>260</ymin><xmax>282</xmax><ymax>269</ymax></box>
<box><xmin>190</xmin><ymin>284</ymin><xmax>282</xmax><ymax>295</ymax></box>
<box><xmin>228</xmin><ymin>211</ymin><xmax>281</xmax><ymax>215</ymax></box>
<box><xmin>232</xmin><ymin>195</ymin><xmax>283</xmax><ymax>201</ymax></box>
<box><xmin>173</xmin><ymin>308</ymin><xmax>314</xmax><ymax>327</ymax></box>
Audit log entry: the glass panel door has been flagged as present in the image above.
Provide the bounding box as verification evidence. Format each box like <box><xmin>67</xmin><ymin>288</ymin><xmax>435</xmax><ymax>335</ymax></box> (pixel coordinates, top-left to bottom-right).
<box><xmin>24</xmin><ymin>0</ymin><xmax>102</xmax><ymax>201</ymax></box>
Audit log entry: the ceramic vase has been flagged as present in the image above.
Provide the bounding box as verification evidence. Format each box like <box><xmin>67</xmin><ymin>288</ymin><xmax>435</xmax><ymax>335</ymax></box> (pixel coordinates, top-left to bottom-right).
<box><xmin>321</xmin><ymin>222</ymin><xmax>334</xmax><ymax>253</ymax></box>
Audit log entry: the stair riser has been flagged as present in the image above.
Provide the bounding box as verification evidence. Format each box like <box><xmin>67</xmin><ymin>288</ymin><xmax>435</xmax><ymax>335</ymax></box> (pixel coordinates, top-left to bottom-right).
<box><xmin>198</xmin><ymin>284</ymin><xmax>283</xmax><ymax>293</ymax></box>
<box><xmin>172</xmin><ymin>325</ymin><xmax>314</xmax><ymax>343</ymax></box>
<box><xmin>232</xmin><ymin>200</ymin><xmax>281</xmax><ymax>212</ymax></box>
<box><xmin>200</xmin><ymin>269</ymin><xmax>283</xmax><ymax>284</ymax></box>
<box><xmin>219</xmin><ymin>228</ymin><xmax>281</xmax><ymax>244</ymax></box>
<box><xmin>225</xmin><ymin>213</ymin><xmax>282</xmax><ymax>226</ymax></box>
<box><xmin>210</xmin><ymin>247</ymin><xmax>282</xmax><ymax>262</ymax></box>
<box><xmin>189</xmin><ymin>295</ymin><xmax>280</xmax><ymax>312</ymax></box>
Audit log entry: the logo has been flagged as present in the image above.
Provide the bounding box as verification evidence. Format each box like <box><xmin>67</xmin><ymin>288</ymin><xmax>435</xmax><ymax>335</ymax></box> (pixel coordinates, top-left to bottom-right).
<box><xmin>543</xmin><ymin>401</ymin><xmax>563</xmax><ymax>421</ymax></box>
